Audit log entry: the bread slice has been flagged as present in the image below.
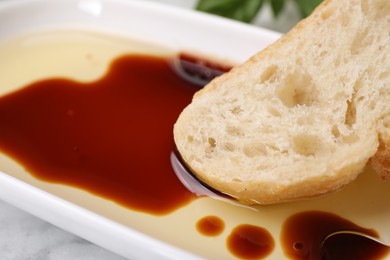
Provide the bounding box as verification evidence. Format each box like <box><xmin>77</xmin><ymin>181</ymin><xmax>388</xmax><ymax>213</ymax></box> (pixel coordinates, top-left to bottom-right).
<box><xmin>174</xmin><ymin>0</ymin><xmax>390</xmax><ymax>204</ymax></box>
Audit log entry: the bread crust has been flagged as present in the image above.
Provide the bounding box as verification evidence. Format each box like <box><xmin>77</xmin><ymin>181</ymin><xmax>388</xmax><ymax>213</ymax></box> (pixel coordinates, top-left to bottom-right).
<box><xmin>370</xmin><ymin>126</ymin><xmax>390</xmax><ymax>180</ymax></box>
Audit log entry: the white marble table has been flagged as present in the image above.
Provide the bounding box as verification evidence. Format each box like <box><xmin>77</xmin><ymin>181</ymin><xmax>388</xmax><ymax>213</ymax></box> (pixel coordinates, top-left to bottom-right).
<box><xmin>0</xmin><ymin>1</ymin><xmax>299</xmax><ymax>259</ymax></box>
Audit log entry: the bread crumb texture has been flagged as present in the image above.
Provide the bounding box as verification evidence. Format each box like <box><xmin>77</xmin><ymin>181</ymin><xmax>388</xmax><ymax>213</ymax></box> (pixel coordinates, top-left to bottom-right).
<box><xmin>174</xmin><ymin>0</ymin><xmax>390</xmax><ymax>204</ymax></box>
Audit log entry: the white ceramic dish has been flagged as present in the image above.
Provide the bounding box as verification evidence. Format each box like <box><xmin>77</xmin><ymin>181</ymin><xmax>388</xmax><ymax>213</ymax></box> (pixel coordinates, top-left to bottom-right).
<box><xmin>0</xmin><ymin>1</ymin><xmax>389</xmax><ymax>259</ymax></box>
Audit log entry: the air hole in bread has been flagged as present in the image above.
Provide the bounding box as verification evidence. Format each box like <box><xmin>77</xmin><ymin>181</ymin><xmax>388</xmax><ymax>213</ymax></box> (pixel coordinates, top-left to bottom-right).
<box><xmin>345</xmin><ymin>99</ymin><xmax>357</xmax><ymax>127</ymax></box>
<box><xmin>361</xmin><ymin>0</ymin><xmax>369</xmax><ymax>16</ymax></box>
<box><xmin>268</xmin><ymin>144</ymin><xmax>281</xmax><ymax>152</ymax></box>
<box><xmin>379</xmin><ymin>87</ymin><xmax>388</xmax><ymax>97</ymax></box>
<box><xmin>334</xmin><ymin>56</ymin><xmax>342</xmax><ymax>67</ymax></box>
<box><xmin>342</xmin><ymin>134</ymin><xmax>360</xmax><ymax>144</ymax></box>
<box><xmin>222</xmin><ymin>142</ymin><xmax>236</xmax><ymax>152</ymax></box>
<box><xmin>350</xmin><ymin>28</ymin><xmax>373</xmax><ymax>55</ymax></box>
<box><xmin>319</xmin><ymin>51</ymin><xmax>328</xmax><ymax>57</ymax></box>
<box><xmin>332</xmin><ymin>126</ymin><xmax>341</xmax><ymax>139</ymax></box>
<box><xmin>260</xmin><ymin>65</ymin><xmax>278</xmax><ymax>83</ymax></box>
<box><xmin>243</xmin><ymin>143</ymin><xmax>267</xmax><ymax>158</ymax></box>
<box><xmin>267</xmin><ymin>105</ymin><xmax>282</xmax><ymax>117</ymax></box>
<box><xmin>231</xmin><ymin>106</ymin><xmax>242</xmax><ymax>115</ymax></box>
<box><xmin>226</xmin><ymin>125</ymin><xmax>243</xmax><ymax>136</ymax></box>
<box><xmin>321</xmin><ymin>8</ymin><xmax>334</xmax><ymax>20</ymax></box>
<box><xmin>341</xmin><ymin>14</ymin><xmax>351</xmax><ymax>27</ymax></box>
<box><xmin>379</xmin><ymin>71</ymin><xmax>390</xmax><ymax>80</ymax></box>
<box><xmin>230</xmin><ymin>156</ymin><xmax>241</xmax><ymax>165</ymax></box>
<box><xmin>356</xmin><ymin>96</ymin><xmax>365</xmax><ymax>104</ymax></box>
<box><xmin>276</xmin><ymin>72</ymin><xmax>317</xmax><ymax>108</ymax></box>
<box><xmin>204</xmin><ymin>147</ymin><xmax>214</xmax><ymax>158</ymax></box>
<box><xmin>232</xmin><ymin>178</ymin><xmax>242</xmax><ymax>183</ymax></box>
<box><xmin>208</xmin><ymin>137</ymin><xmax>216</xmax><ymax>147</ymax></box>
<box><xmin>383</xmin><ymin>117</ymin><xmax>390</xmax><ymax>128</ymax></box>
<box><xmin>292</xmin><ymin>134</ymin><xmax>323</xmax><ymax>156</ymax></box>
<box><xmin>353</xmin><ymin>74</ymin><xmax>364</xmax><ymax>92</ymax></box>
<box><xmin>194</xmin><ymin>158</ymin><xmax>203</xmax><ymax>164</ymax></box>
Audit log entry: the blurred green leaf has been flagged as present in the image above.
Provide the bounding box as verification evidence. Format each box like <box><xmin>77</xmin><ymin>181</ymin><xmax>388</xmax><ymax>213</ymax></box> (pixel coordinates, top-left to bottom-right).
<box><xmin>195</xmin><ymin>0</ymin><xmax>324</xmax><ymax>23</ymax></box>
<box><xmin>270</xmin><ymin>0</ymin><xmax>285</xmax><ymax>17</ymax></box>
<box><xmin>294</xmin><ymin>0</ymin><xmax>323</xmax><ymax>17</ymax></box>
<box><xmin>196</xmin><ymin>0</ymin><xmax>264</xmax><ymax>23</ymax></box>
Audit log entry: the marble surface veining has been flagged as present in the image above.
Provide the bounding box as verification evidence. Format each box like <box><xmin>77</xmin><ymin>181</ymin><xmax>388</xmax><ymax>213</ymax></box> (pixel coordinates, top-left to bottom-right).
<box><xmin>0</xmin><ymin>200</ymin><xmax>125</xmax><ymax>260</ymax></box>
<box><xmin>0</xmin><ymin>0</ymin><xmax>299</xmax><ymax>259</ymax></box>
